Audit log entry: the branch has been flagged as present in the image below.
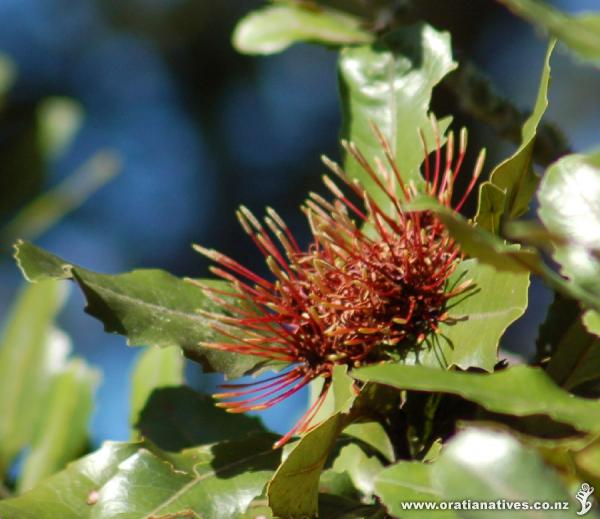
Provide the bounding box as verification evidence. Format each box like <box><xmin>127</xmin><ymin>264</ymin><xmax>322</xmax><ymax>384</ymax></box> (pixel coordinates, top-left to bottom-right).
<box><xmin>443</xmin><ymin>58</ymin><xmax>572</xmax><ymax>168</ymax></box>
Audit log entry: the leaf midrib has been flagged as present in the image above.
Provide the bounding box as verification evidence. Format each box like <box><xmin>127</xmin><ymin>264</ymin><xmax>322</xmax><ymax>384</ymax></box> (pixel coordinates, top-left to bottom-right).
<box><xmin>142</xmin><ymin>448</ymin><xmax>274</xmax><ymax>518</ymax></box>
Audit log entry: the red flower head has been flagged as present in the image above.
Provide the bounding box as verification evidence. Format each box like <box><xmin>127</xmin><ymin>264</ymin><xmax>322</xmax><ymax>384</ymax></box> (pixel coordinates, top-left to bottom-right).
<box><xmin>192</xmin><ymin>123</ymin><xmax>485</xmax><ymax>448</ymax></box>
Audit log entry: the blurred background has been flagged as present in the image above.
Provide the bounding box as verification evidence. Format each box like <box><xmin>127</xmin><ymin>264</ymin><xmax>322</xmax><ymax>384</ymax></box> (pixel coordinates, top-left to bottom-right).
<box><xmin>0</xmin><ymin>0</ymin><xmax>598</xmax><ymax>447</ymax></box>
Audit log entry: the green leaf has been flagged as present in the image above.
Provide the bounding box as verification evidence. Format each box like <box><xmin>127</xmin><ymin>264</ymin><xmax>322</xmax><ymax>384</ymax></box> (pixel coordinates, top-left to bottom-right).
<box><xmin>476</xmin><ymin>40</ymin><xmax>555</xmax><ymax>230</ymax></box>
<box><xmin>311</xmin><ymin>364</ymin><xmax>357</xmax><ymax>423</ymax></box>
<box><xmin>17</xmin><ymin>359</ymin><xmax>99</xmax><ymax>493</ymax></box>
<box><xmin>92</xmin><ymin>435</ymin><xmax>279</xmax><ymax>519</ymax></box>
<box><xmin>538</xmin><ymin>151</ymin><xmax>600</xmax><ymax>302</ymax></box>
<box><xmin>0</xmin><ymin>280</ymin><xmax>68</xmax><ymax>475</ymax></box>
<box><xmin>268</xmin><ymin>378</ymin><xmax>386</xmax><ymax>517</ymax></box>
<box><xmin>535</xmin><ymin>293</ymin><xmax>581</xmax><ymax>360</ymax></box>
<box><xmin>499</xmin><ymin>0</ymin><xmax>600</xmax><ymax>66</ymax></box>
<box><xmin>0</xmin><ymin>435</ymin><xmax>280</xmax><ymax>519</ymax></box>
<box><xmin>353</xmin><ymin>363</ymin><xmax>600</xmax><ymax>435</ymax></box>
<box><xmin>584</xmin><ymin>310</ymin><xmax>600</xmax><ymax>337</ymax></box>
<box><xmin>575</xmin><ymin>438</ymin><xmax>600</xmax><ymax>486</ymax></box>
<box><xmin>548</xmin><ymin>331</ymin><xmax>600</xmax><ymax>393</ymax></box>
<box><xmin>317</xmin><ymin>494</ymin><xmax>386</xmax><ymax>518</ymax></box>
<box><xmin>0</xmin><ymin>442</ymin><xmax>139</xmax><ymax>519</ymax></box>
<box><xmin>543</xmin><ymin>306</ymin><xmax>600</xmax><ymax>391</ymax></box>
<box><xmin>474</xmin><ymin>183</ymin><xmax>505</xmax><ymax>235</ymax></box>
<box><xmin>411</xmin><ymin>199</ymin><xmax>544</xmax><ymax>274</ymax></box>
<box><xmin>338</xmin><ymin>23</ymin><xmax>456</xmax><ymax>199</ymax></box>
<box><xmin>268</xmin><ymin>413</ymin><xmax>347</xmax><ymax>518</ymax></box>
<box><xmin>14</xmin><ymin>240</ymin><xmax>260</xmax><ymax>378</ymax></box>
<box><xmin>136</xmin><ymin>386</ymin><xmax>265</xmax><ymax>451</ymax></box>
<box><xmin>435</xmin><ymin>258</ymin><xmax>529</xmax><ymax>371</ymax></box>
<box><xmin>434</xmin><ymin>427</ymin><xmax>582</xmax><ymax>519</ymax></box>
<box><xmin>374</xmin><ymin>461</ymin><xmax>458</xmax><ymax>518</ymax></box>
<box><xmin>233</xmin><ymin>3</ymin><xmax>372</xmax><ymax>55</ymax></box>
<box><xmin>129</xmin><ymin>345</ymin><xmax>184</xmax><ymax>433</ymax></box>
<box><xmin>320</xmin><ymin>468</ymin><xmax>360</xmax><ymax>501</ymax></box>
<box><xmin>533</xmin><ymin>292</ymin><xmax>600</xmax><ymax>391</ymax></box>
<box><xmin>343</xmin><ymin>421</ymin><xmax>395</xmax><ymax>462</ymax></box>
<box><xmin>244</xmin><ymin>492</ymin><xmax>387</xmax><ymax>519</ymax></box>
<box><xmin>332</xmin><ymin>443</ymin><xmax>383</xmax><ymax>497</ymax></box>
<box><xmin>414</xmin><ymin>198</ymin><xmax>600</xmax><ymax>313</ymax></box>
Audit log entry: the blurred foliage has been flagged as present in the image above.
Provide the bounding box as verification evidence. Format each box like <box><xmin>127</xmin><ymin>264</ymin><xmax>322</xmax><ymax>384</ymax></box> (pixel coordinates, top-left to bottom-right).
<box><xmin>1</xmin><ymin>1</ymin><xmax>600</xmax><ymax>518</ymax></box>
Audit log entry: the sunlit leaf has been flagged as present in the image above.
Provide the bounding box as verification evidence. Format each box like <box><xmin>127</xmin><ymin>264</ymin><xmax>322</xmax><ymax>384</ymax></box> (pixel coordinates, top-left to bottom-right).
<box><xmin>0</xmin><ymin>442</ymin><xmax>139</xmax><ymax>519</ymax></box>
<box><xmin>268</xmin><ymin>413</ymin><xmax>347</xmax><ymax>518</ymax></box>
<box><xmin>574</xmin><ymin>439</ymin><xmax>600</xmax><ymax>489</ymax></box>
<box><xmin>0</xmin><ymin>435</ymin><xmax>280</xmax><ymax>519</ymax></box>
<box><xmin>343</xmin><ymin>421</ymin><xmax>395</xmax><ymax>462</ymax></box>
<box><xmin>0</xmin><ymin>281</ymin><xmax>68</xmax><ymax>476</ymax></box>
<box><xmin>434</xmin><ymin>258</ymin><xmax>529</xmax><ymax>371</ymax></box>
<box><xmin>332</xmin><ymin>443</ymin><xmax>383</xmax><ymax>497</ymax></box>
<box><xmin>374</xmin><ymin>461</ymin><xmax>458</xmax><ymax>518</ymax></box>
<box><xmin>475</xmin><ymin>40</ymin><xmax>555</xmax><ymax>230</ymax></box>
<box><xmin>538</xmin><ymin>151</ymin><xmax>600</xmax><ymax>303</ymax></box>
<box><xmin>233</xmin><ymin>3</ymin><xmax>372</xmax><ymax>55</ymax></box>
<box><xmin>17</xmin><ymin>359</ymin><xmax>99</xmax><ymax>493</ymax></box>
<box><xmin>339</xmin><ymin>23</ymin><xmax>456</xmax><ymax>200</ymax></box>
<box><xmin>584</xmin><ymin>310</ymin><xmax>600</xmax><ymax>338</ymax></box>
<box><xmin>410</xmin><ymin>198</ymin><xmax>543</xmax><ymax>274</ymax></box>
<box><xmin>434</xmin><ymin>427</ymin><xmax>581</xmax><ymax>519</ymax></box>
<box><xmin>311</xmin><ymin>364</ymin><xmax>357</xmax><ymax>423</ymax></box>
<box><xmin>92</xmin><ymin>436</ymin><xmax>279</xmax><ymax>518</ymax></box>
<box><xmin>354</xmin><ymin>363</ymin><xmax>600</xmax><ymax>435</ymax></box>
<box><xmin>14</xmin><ymin>241</ymin><xmax>261</xmax><ymax>378</ymax></box>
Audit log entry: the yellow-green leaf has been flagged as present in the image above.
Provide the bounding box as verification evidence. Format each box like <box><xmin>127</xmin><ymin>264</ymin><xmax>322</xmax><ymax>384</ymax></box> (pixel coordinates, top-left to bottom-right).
<box><xmin>233</xmin><ymin>3</ymin><xmax>372</xmax><ymax>55</ymax></box>
<box><xmin>476</xmin><ymin>40</ymin><xmax>555</xmax><ymax>231</ymax></box>
<box><xmin>339</xmin><ymin>23</ymin><xmax>456</xmax><ymax>200</ymax></box>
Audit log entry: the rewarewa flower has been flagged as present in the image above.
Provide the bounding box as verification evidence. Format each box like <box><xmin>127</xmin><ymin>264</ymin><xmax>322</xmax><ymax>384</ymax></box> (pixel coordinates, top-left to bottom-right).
<box><xmin>191</xmin><ymin>125</ymin><xmax>485</xmax><ymax>448</ymax></box>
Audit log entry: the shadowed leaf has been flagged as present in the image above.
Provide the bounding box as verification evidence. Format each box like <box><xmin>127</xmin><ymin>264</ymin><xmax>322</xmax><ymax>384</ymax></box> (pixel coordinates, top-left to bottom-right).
<box><xmin>136</xmin><ymin>386</ymin><xmax>265</xmax><ymax>451</ymax></box>
<box><xmin>129</xmin><ymin>345</ymin><xmax>184</xmax><ymax>433</ymax></box>
<box><xmin>14</xmin><ymin>241</ymin><xmax>261</xmax><ymax>378</ymax></box>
